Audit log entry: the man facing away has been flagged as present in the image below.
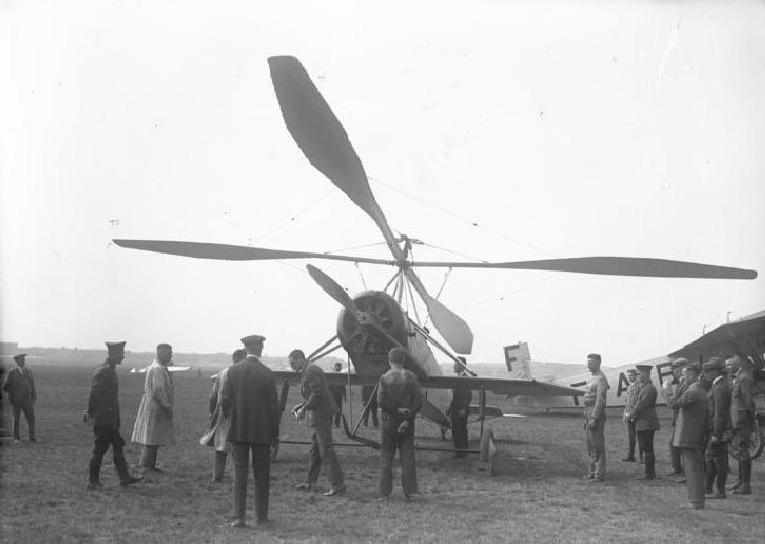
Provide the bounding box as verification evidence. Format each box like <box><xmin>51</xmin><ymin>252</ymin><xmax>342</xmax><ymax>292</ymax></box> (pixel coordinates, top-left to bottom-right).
<box><xmin>447</xmin><ymin>356</ymin><xmax>472</xmax><ymax>458</ymax></box>
<box><xmin>728</xmin><ymin>355</ymin><xmax>756</xmax><ymax>495</ymax></box>
<box><xmin>83</xmin><ymin>341</ymin><xmax>142</xmax><ymax>490</ymax></box>
<box><xmin>291</xmin><ymin>349</ymin><xmax>346</xmax><ymax>496</ymax></box>
<box><xmin>3</xmin><ymin>353</ymin><xmax>37</xmax><ymax>443</ymax></box>
<box><xmin>131</xmin><ymin>343</ymin><xmax>176</xmax><ymax>472</ymax></box>
<box><xmin>663</xmin><ymin>357</ymin><xmax>689</xmax><ymax>479</ymax></box>
<box><xmin>672</xmin><ymin>364</ymin><xmax>708</xmax><ymax>510</ymax></box>
<box><xmin>702</xmin><ymin>357</ymin><xmax>731</xmax><ymax>499</ymax></box>
<box><xmin>629</xmin><ymin>365</ymin><xmax>659</xmax><ymax>480</ymax></box>
<box><xmin>378</xmin><ymin>346</ymin><xmax>423</xmax><ymax>501</ymax></box>
<box><xmin>221</xmin><ymin>334</ymin><xmax>279</xmax><ymax>528</ymax></box>
<box><xmin>328</xmin><ymin>361</ymin><xmax>346</xmax><ymax>428</ymax></box>
<box><xmin>622</xmin><ymin>368</ymin><xmax>641</xmax><ymax>462</ymax></box>
<box><xmin>583</xmin><ymin>353</ymin><xmax>609</xmax><ymax>482</ymax></box>
<box><xmin>202</xmin><ymin>348</ymin><xmax>246</xmax><ymax>482</ymax></box>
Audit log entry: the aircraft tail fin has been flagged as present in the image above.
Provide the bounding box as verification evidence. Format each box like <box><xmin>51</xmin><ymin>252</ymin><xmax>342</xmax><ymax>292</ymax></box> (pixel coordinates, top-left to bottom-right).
<box><xmin>504</xmin><ymin>342</ymin><xmax>533</xmax><ymax>380</ymax></box>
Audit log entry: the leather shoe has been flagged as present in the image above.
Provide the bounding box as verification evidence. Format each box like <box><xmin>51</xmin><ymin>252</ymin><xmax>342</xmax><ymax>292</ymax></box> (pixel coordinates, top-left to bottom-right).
<box><xmin>324</xmin><ymin>485</ymin><xmax>346</xmax><ymax>496</ymax></box>
<box><xmin>87</xmin><ymin>480</ymin><xmax>103</xmax><ymax>491</ymax></box>
<box><xmin>120</xmin><ymin>476</ymin><xmax>143</xmax><ymax>487</ymax></box>
<box><xmin>706</xmin><ymin>492</ymin><xmax>726</xmax><ymax>499</ymax></box>
<box><xmin>294</xmin><ymin>483</ymin><xmax>312</xmax><ymax>491</ymax></box>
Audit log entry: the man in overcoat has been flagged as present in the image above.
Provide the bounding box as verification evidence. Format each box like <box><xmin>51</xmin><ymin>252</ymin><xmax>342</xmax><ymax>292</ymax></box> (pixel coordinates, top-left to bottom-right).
<box><xmin>622</xmin><ymin>368</ymin><xmax>641</xmax><ymax>462</ymax></box>
<box><xmin>672</xmin><ymin>364</ymin><xmax>708</xmax><ymax>509</ymax></box>
<box><xmin>221</xmin><ymin>334</ymin><xmax>279</xmax><ymax>528</ymax></box>
<box><xmin>629</xmin><ymin>364</ymin><xmax>659</xmax><ymax>479</ymax></box>
<box><xmin>132</xmin><ymin>343</ymin><xmax>176</xmax><ymax>471</ymax></box>
<box><xmin>728</xmin><ymin>355</ymin><xmax>756</xmax><ymax>495</ymax></box>
<box><xmin>702</xmin><ymin>357</ymin><xmax>731</xmax><ymax>499</ymax></box>
<box><xmin>3</xmin><ymin>353</ymin><xmax>37</xmax><ymax>443</ymax></box>
<box><xmin>83</xmin><ymin>341</ymin><xmax>142</xmax><ymax>490</ymax></box>
<box><xmin>663</xmin><ymin>357</ymin><xmax>689</xmax><ymax>478</ymax></box>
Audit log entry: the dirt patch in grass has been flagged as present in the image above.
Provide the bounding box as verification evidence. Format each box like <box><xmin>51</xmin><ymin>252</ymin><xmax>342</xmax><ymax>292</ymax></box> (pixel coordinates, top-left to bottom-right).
<box><xmin>1</xmin><ymin>365</ymin><xmax>763</xmax><ymax>543</ymax></box>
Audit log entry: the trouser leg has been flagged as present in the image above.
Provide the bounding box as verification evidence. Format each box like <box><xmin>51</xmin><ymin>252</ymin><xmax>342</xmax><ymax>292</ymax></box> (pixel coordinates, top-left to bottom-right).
<box><xmin>637</xmin><ymin>430</ymin><xmax>655</xmax><ymax>478</ymax></box>
<box><xmin>627</xmin><ymin>421</ymin><xmax>636</xmax><ymax>459</ymax></box>
<box><xmin>139</xmin><ymin>445</ymin><xmax>158</xmax><ymax>468</ymax></box>
<box><xmin>681</xmin><ymin>448</ymin><xmax>705</xmax><ymax>509</ymax></box>
<box><xmin>452</xmin><ymin>414</ymin><xmax>468</xmax><ymax>453</ymax></box>
<box><xmin>252</xmin><ymin>444</ymin><xmax>270</xmax><ymax>523</ymax></box>
<box><xmin>399</xmin><ymin>428</ymin><xmax>417</xmax><ymax>496</ymax></box>
<box><xmin>704</xmin><ymin>454</ymin><xmax>716</xmax><ymax>493</ymax></box>
<box><xmin>213</xmin><ymin>450</ymin><xmax>227</xmax><ymax>481</ymax></box>
<box><xmin>112</xmin><ymin>432</ymin><xmax>131</xmax><ymax>482</ymax></box>
<box><xmin>12</xmin><ymin>403</ymin><xmax>21</xmax><ymax>440</ymax></box>
<box><xmin>89</xmin><ymin>436</ymin><xmax>109</xmax><ymax>483</ymax></box>
<box><xmin>670</xmin><ymin>429</ymin><xmax>683</xmax><ymax>474</ymax></box>
<box><xmin>315</xmin><ymin>418</ymin><xmax>344</xmax><ymax>487</ymax></box>
<box><xmin>587</xmin><ymin>420</ymin><xmax>606</xmax><ymax>479</ymax></box>
<box><xmin>306</xmin><ymin>430</ymin><xmax>322</xmax><ymax>484</ymax></box>
<box><xmin>714</xmin><ymin>450</ymin><xmax>728</xmax><ymax>494</ymax></box>
<box><xmin>379</xmin><ymin>423</ymin><xmax>395</xmax><ymax>497</ymax></box>
<box><xmin>231</xmin><ymin>442</ymin><xmax>249</xmax><ymax>520</ymax></box>
<box><xmin>21</xmin><ymin>402</ymin><xmax>35</xmax><ymax>440</ymax></box>
<box><xmin>734</xmin><ymin>458</ymin><xmax>752</xmax><ymax>495</ymax></box>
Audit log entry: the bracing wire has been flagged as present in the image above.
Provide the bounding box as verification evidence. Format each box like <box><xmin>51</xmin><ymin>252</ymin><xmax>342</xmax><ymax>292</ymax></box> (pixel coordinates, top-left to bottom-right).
<box><xmin>251</xmin><ymin>188</ymin><xmax>335</xmax><ymax>244</ymax></box>
<box><xmin>354</xmin><ymin>262</ymin><xmax>368</xmax><ymax>291</ymax></box>
<box><xmin>423</xmin><ymin>266</ymin><xmax>452</xmax><ymax>330</ymax></box>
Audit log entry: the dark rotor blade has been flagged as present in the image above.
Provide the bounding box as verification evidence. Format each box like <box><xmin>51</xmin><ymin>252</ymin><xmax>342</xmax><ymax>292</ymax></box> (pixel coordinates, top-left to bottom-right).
<box><xmin>409</xmin><ymin>257</ymin><xmax>757</xmax><ymax>280</ymax></box>
<box><xmin>112</xmin><ymin>239</ymin><xmax>394</xmax><ymax>265</ymax></box>
<box><xmin>268</xmin><ymin>56</ymin><xmax>402</xmax><ymax>258</ymax></box>
<box><xmin>306</xmin><ymin>264</ymin><xmax>358</xmax><ymax>314</ymax></box>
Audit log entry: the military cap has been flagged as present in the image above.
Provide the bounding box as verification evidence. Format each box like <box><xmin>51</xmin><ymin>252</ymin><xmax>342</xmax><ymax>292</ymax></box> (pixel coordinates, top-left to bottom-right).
<box><xmin>587</xmin><ymin>353</ymin><xmax>601</xmax><ymax>363</ymax></box>
<box><xmin>12</xmin><ymin>353</ymin><xmax>27</xmax><ymax>363</ymax></box>
<box><xmin>156</xmin><ymin>343</ymin><xmax>172</xmax><ymax>351</ymax></box>
<box><xmin>702</xmin><ymin>357</ymin><xmax>724</xmax><ymax>372</ymax></box>
<box><xmin>106</xmin><ymin>341</ymin><xmax>126</xmax><ymax>355</ymax></box>
<box><xmin>626</xmin><ymin>368</ymin><xmax>637</xmax><ymax>375</ymax></box>
<box><xmin>240</xmin><ymin>334</ymin><xmax>266</xmax><ymax>345</ymax></box>
<box><xmin>635</xmin><ymin>364</ymin><xmax>652</xmax><ymax>373</ymax></box>
<box><xmin>672</xmin><ymin>357</ymin><xmax>689</xmax><ymax>369</ymax></box>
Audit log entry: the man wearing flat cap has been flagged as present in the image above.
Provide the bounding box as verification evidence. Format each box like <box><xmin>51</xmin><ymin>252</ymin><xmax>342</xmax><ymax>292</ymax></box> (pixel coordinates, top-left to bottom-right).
<box><xmin>83</xmin><ymin>341</ymin><xmax>142</xmax><ymax>490</ymax></box>
<box><xmin>662</xmin><ymin>357</ymin><xmax>689</xmax><ymax>479</ymax></box>
<box><xmin>701</xmin><ymin>357</ymin><xmax>731</xmax><ymax>499</ymax></box>
<box><xmin>728</xmin><ymin>355</ymin><xmax>756</xmax><ymax>495</ymax></box>
<box><xmin>222</xmin><ymin>334</ymin><xmax>279</xmax><ymax>528</ymax></box>
<box><xmin>672</xmin><ymin>364</ymin><xmax>708</xmax><ymax>509</ymax></box>
<box><xmin>629</xmin><ymin>365</ymin><xmax>659</xmax><ymax>480</ymax></box>
<box><xmin>3</xmin><ymin>353</ymin><xmax>37</xmax><ymax>443</ymax></box>
<box><xmin>131</xmin><ymin>343</ymin><xmax>176</xmax><ymax>472</ymax></box>
<box><xmin>583</xmin><ymin>353</ymin><xmax>609</xmax><ymax>481</ymax></box>
<box><xmin>622</xmin><ymin>368</ymin><xmax>642</xmax><ymax>463</ymax></box>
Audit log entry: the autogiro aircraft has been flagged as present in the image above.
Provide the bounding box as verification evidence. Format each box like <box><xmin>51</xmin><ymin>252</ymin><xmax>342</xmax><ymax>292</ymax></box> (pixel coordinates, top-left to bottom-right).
<box><xmin>113</xmin><ymin>56</ymin><xmax>758</xmax><ymax>462</ymax></box>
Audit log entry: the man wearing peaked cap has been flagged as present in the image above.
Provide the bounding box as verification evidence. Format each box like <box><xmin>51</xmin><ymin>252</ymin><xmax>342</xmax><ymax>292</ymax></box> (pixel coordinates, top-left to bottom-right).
<box><xmin>622</xmin><ymin>368</ymin><xmax>642</xmax><ymax>463</ymax></box>
<box><xmin>630</xmin><ymin>365</ymin><xmax>659</xmax><ymax>480</ymax></box>
<box><xmin>240</xmin><ymin>335</ymin><xmax>266</xmax><ymax>345</ymax></box>
<box><xmin>83</xmin><ymin>341</ymin><xmax>142</xmax><ymax>490</ymax></box>
<box><xmin>3</xmin><ymin>353</ymin><xmax>37</xmax><ymax>443</ymax></box>
<box><xmin>672</xmin><ymin>364</ymin><xmax>708</xmax><ymax>509</ymax></box>
<box><xmin>702</xmin><ymin>357</ymin><xmax>731</xmax><ymax>499</ymax></box>
<box><xmin>662</xmin><ymin>357</ymin><xmax>689</xmax><ymax>479</ymax></box>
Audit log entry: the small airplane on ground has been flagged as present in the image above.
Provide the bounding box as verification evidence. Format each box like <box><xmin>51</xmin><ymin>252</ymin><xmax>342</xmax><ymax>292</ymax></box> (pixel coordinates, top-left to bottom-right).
<box><xmin>113</xmin><ymin>56</ymin><xmax>757</xmax><ymax>463</ymax></box>
<box><xmin>130</xmin><ymin>365</ymin><xmax>191</xmax><ymax>374</ymax></box>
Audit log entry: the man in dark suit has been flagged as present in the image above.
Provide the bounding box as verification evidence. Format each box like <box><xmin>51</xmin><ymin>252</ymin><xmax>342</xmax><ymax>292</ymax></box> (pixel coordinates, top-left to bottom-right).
<box><xmin>221</xmin><ymin>334</ymin><xmax>279</xmax><ymax>528</ymax></box>
<box><xmin>702</xmin><ymin>357</ymin><xmax>731</xmax><ymax>499</ymax></box>
<box><xmin>447</xmin><ymin>357</ymin><xmax>472</xmax><ymax>458</ymax></box>
<box><xmin>83</xmin><ymin>341</ymin><xmax>142</xmax><ymax>490</ymax></box>
<box><xmin>672</xmin><ymin>364</ymin><xmax>708</xmax><ymax>509</ymax></box>
<box><xmin>291</xmin><ymin>350</ymin><xmax>346</xmax><ymax>496</ymax></box>
<box><xmin>378</xmin><ymin>346</ymin><xmax>423</xmax><ymax>501</ymax></box>
<box><xmin>328</xmin><ymin>362</ymin><xmax>346</xmax><ymax>428</ymax></box>
<box><xmin>629</xmin><ymin>365</ymin><xmax>659</xmax><ymax>480</ymax></box>
<box><xmin>3</xmin><ymin>353</ymin><xmax>37</xmax><ymax>443</ymax></box>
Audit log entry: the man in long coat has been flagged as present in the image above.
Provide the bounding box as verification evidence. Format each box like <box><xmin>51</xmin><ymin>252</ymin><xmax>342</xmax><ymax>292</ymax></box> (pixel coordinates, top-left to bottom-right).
<box><xmin>729</xmin><ymin>355</ymin><xmax>756</xmax><ymax>495</ymax></box>
<box><xmin>221</xmin><ymin>334</ymin><xmax>279</xmax><ymax>528</ymax></box>
<box><xmin>663</xmin><ymin>357</ymin><xmax>689</xmax><ymax>478</ymax></box>
<box><xmin>202</xmin><ymin>348</ymin><xmax>246</xmax><ymax>482</ymax></box>
<box><xmin>3</xmin><ymin>353</ymin><xmax>37</xmax><ymax>443</ymax></box>
<box><xmin>291</xmin><ymin>349</ymin><xmax>346</xmax><ymax>496</ymax></box>
<box><xmin>583</xmin><ymin>353</ymin><xmax>609</xmax><ymax>482</ymax></box>
<box><xmin>132</xmin><ymin>343</ymin><xmax>176</xmax><ymax>471</ymax></box>
<box><xmin>378</xmin><ymin>346</ymin><xmax>424</xmax><ymax>501</ymax></box>
<box><xmin>84</xmin><ymin>341</ymin><xmax>142</xmax><ymax>490</ymax></box>
<box><xmin>629</xmin><ymin>364</ymin><xmax>659</xmax><ymax>479</ymax></box>
<box><xmin>702</xmin><ymin>357</ymin><xmax>731</xmax><ymax>499</ymax></box>
<box><xmin>672</xmin><ymin>364</ymin><xmax>708</xmax><ymax>509</ymax></box>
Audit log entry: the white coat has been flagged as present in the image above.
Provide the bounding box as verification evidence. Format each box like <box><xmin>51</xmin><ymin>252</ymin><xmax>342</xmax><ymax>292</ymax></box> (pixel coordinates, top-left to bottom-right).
<box><xmin>132</xmin><ymin>359</ymin><xmax>176</xmax><ymax>446</ymax></box>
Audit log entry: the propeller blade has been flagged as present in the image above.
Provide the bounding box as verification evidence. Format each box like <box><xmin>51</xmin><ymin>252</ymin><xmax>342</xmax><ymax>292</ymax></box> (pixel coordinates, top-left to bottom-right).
<box><xmin>268</xmin><ymin>56</ymin><xmax>403</xmax><ymax>259</ymax></box>
<box><xmin>112</xmin><ymin>239</ymin><xmax>393</xmax><ymax>265</ymax></box>
<box><xmin>410</xmin><ymin>257</ymin><xmax>757</xmax><ymax>280</ymax></box>
<box><xmin>403</xmin><ymin>269</ymin><xmax>474</xmax><ymax>354</ymax></box>
<box><xmin>306</xmin><ymin>264</ymin><xmax>358</xmax><ymax>314</ymax></box>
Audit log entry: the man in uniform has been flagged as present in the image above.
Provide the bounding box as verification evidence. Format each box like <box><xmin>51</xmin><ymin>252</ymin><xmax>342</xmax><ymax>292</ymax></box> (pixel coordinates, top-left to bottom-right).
<box><xmin>663</xmin><ymin>357</ymin><xmax>689</xmax><ymax>479</ymax></box>
<box><xmin>672</xmin><ymin>364</ymin><xmax>708</xmax><ymax>509</ymax></box>
<box><xmin>702</xmin><ymin>357</ymin><xmax>731</xmax><ymax>499</ymax></box>
<box><xmin>3</xmin><ymin>353</ymin><xmax>37</xmax><ymax>443</ymax></box>
<box><xmin>131</xmin><ymin>343</ymin><xmax>176</xmax><ymax>471</ymax></box>
<box><xmin>728</xmin><ymin>355</ymin><xmax>756</xmax><ymax>495</ymax></box>
<box><xmin>378</xmin><ymin>346</ymin><xmax>423</xmax><ymax>501</ymax></box>
<box><xmin>83</xmin><ymin>341</ymin><xmax>143</xmax><ymax>490</ymax></box>
<box><xmin>629</xmin><ymin>365</ymin><xmax>659</xmax><ymax>479</ymax></box>
<box><xmin>221</xmin><ymin>334</ymin><xmax>279</xmax><ymax>528</ymax></box>
<box><xmin>622</xmin><ymin>368</ymin><xmax>641</xmax><ymax>462</ymax></box>
<box><xmin>447</xmin><ymin>356</ymin><xmax>472</xmax><ymax>458</ymax></box>
<box><xmin>583</xmin><ymin>353</ymin><xmax>609</xmax><ymax>482</ymax></box>
<box><xmin>291</xmin><ymin>349</ymin><xmax>346</xmax><ymax>495</ymax></box>
<box><xmin>202</xmin><ymin>348</ymin><xmax>246</xmax><ymax>482</ymax></box>
<box><xmin>328</xmin><ymin>362</ymin><xmax>346</xmax><ymax>428</ymax></box>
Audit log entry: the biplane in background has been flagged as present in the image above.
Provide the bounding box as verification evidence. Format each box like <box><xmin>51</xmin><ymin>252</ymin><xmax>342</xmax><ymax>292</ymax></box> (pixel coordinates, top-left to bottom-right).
<box><xmin>113</xmin><ymin>56</ymin><xmax>757</xmax><ymax>463</ymax></box>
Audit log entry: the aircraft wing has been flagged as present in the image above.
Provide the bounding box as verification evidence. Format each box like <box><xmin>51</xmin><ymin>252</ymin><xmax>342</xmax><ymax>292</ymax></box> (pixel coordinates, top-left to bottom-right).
<box><xmin>423</xmin><ymin>375</ymin><xmax>584</xmax><ymax>397</ymax></box>
<box><xmin>669</xmin><ymin>309</ymin><xmax>765</xmax><ymax>361</ymax></box>
<box><xmin>131</xmin><ymin>365</ymin><xmax>191</xmax><ymax>374</ymax></box>
<box><xmin>272</xmin><ymin>370</ymin><xmax>365</xmax><ymax>386</ymax></box>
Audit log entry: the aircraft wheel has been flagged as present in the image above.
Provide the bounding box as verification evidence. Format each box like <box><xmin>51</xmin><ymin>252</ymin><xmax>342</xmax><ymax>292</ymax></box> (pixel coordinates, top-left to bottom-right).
<box><xmin>728</xmin><ymin>425</ymin><xmax>764</xmax><ymax>461</ymax></box>
<box><xmin>480</xmin><ymin>428</ymin><xmax>496</xmax><ymax>463</ymax></box>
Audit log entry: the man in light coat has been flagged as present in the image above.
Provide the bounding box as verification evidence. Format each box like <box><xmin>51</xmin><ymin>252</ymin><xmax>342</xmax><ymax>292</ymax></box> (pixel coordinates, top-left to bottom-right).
<box><xmin>132</xmin><ymin>343</ymin><xmax>176</xmax><ymax>471</ymax></box>
<box><xmin>663</xmin><ymin>357</ymin><xmax>689</xmax><ymax>479</ymax></box>
<box><xmin>583</xmin><ymin>353</ymin><xmax>609</xmax><ymax>482</ymax></box>
<box><xmin>3</xmin><ymin>353</ymin><xmax>37</xmax><ymax>443</ymax></box>
<box><xmin>672</xmin><ymin>364</ymin><xmax>708</xmax><ymax>510</ymax></box>
<box><xmin>622</xmin><ymin>368</ymin><xmax>641</xmax><ymax>462</ymax></box>
<box><xmin>629</xmin><ymin>365</ymin><xmax>659</xmax><ymax>480</ymax></box>
<box><xmin>202</xmin><ymin>348</ymin><xmax>246</xmax><ymax>482</ymax></box>
<box><xmin>728</xmin><ymin>355</ymin><xmax>756</xmax><ymax>495</ymax></box>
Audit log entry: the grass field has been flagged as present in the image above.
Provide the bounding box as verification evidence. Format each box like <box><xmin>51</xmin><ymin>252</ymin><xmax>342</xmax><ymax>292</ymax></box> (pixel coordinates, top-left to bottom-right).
<box><xmin>1</xmin><ymin>365</ymin><xmax>763</xmax><ymax>543</ymax></box>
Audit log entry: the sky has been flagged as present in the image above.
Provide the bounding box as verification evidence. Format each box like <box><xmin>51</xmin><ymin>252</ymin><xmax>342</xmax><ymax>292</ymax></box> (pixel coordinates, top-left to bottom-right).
<box><xmin>2</xmin><ymin>0</ymin><xmax>764</xmax><ymax>366</ymax></box>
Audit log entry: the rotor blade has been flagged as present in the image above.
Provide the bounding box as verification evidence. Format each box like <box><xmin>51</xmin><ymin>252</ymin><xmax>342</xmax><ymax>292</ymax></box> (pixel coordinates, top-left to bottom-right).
<box><xmin>306</xmin><ymin>264</ymin><xmax>358</xmax><ymax>314</ymax></box>
<box><xmin>112</xmin><ymin>239</ymin><xmax>394</xmax><ymax>265</ymax></box>
<box><xmin>409</xmin><ymin>257</ymin><xmax>757</xmax><ymax>280</ymax></box>
<box><xmin>268</xmin><ymin>56</ymin><xmax>403</xmax><ymax>261</ymax></box>
<box><xmin>403</xmin><ymin>268</ymin><xmax>474</xmax><ymax>354</ymax></box>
